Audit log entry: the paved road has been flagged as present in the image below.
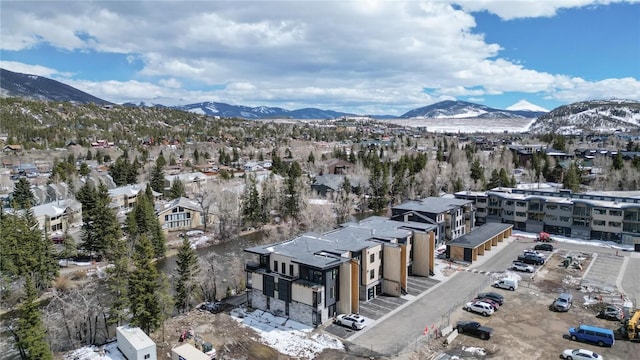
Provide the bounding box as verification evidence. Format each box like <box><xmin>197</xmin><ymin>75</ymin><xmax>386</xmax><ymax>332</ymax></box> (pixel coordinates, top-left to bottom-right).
<box><xmin>349</xmin><ymin>271</ymin><xmax>490</xmax><ymax>355</ymax></box>
<box><xmin>621</xmin><ymin>255</ymin><xmax>640</xmax><ymax>307</ymax></box>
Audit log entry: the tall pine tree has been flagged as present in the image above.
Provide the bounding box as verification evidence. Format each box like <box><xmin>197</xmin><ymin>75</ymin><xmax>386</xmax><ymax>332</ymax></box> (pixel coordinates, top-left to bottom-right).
<box><xmin>174</xmin><ymin>237</ymin><xmax>200</xmax><ymax>313</ymax></box>
<box><xmin>12</xmin><ymin>178</ymin><xmax>35</xmax><ymax>210</ymax></box>
<box><xmin>128</xmin><ymin>235</ymin><xmax>162</xmax><ymax>334</ymax></box>
<box><xmin>16</xmin><ymin>277</ymin><xmax>52</xmax><ymax>360</ymax></box>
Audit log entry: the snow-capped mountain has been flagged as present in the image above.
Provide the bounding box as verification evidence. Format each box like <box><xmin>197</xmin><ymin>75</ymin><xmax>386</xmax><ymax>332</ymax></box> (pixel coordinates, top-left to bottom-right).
<box><xmin>527</xmin><ymin>99</ymin><xmax>640</xmax><ymax>134</ymax></box>
<box><xmin>171</xmin><ymin>101</ymin><xmax>353</xmax><ymax>119</ymax></box>
<box><xmin>506</xmin><ymin>99</ymin><xmax>549</xmax><ymax>113</ymax></box>
<box><xmin>400</xmin><ymin>100</ymin><xmax>546</xmax><ymax>119</ymax></box>
<box><xmin>0</xmin><ymin>68</ymin><xmax>111</xmax><ymax>104</ymax></box>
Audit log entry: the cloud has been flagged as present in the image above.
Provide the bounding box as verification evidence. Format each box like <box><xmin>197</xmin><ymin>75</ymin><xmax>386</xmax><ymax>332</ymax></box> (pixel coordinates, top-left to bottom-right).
<box><xmin>456</xmin><ymin>0</ymin><xmax>639</xmax><ymax>20</ymax></box>
<box><xmin>0</xmin><ymin>1</ymin><xmax>638</xmax><ymax>114</ymax></box>
<box><xmin>0</xmin><ymin>61</ymin><xmax>61</xmax><ymax>77</ymax></box>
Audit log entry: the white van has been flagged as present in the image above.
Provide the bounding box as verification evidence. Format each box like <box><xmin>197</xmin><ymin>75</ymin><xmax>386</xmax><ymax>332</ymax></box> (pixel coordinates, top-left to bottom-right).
<box><xmin>493</xmin><ymin>278</ymin><xmax>518</xmax><ymax>291</ymax></box>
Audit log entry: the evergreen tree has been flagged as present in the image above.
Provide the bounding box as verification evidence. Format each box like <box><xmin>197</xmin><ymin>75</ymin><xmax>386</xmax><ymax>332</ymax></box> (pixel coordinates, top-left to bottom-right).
<box><xmin>470</xmin><ymin>157</ymin><xmax>484</xmax><ymax>185</ymax></box>
<box><xmin>241</xmin><ymin>177</ymin><xmax>262</xmax><ymax>227</ymax></box>
<box><xmin>78</xmin><ymin>162</ymin><xmax>91</xmax><ymax>177</ymax></box>
<box><xmin>128</xmin><ymin>192</ymin><xmax>166</xmax><ymax>258</ymax></box>
<box><xmin>307</xmin><ymin>151</ymin><xmax>315</xmax><ymax>164</ymax></box>
<box><xmin>12</xmin><ymin>178</ymin><xmax>35</xmax><ymax>210</ymax></box>
<box><xmin>283</xmin><ymin>161</ymin><xmax>302</xmax><ymax>220</ymax></box>
<box><xmin>174</xmin><ymin>237</ymin><xmax>200</xmax><ymax>313</ymax></box>
<box><xmin>563</xmin><ymin>163</ymin><xmax>581</xmax><ymax>192</ymax></box>
<box><xmin>157</xmin><ymin>151</ymin><xmax>167</xmax><ymax>168</ymax></box>
<box><xmin>612</xmin><ymin>151</ymin><xmax>624</xmax><ymax>170</ymax></box>
<box><xmin>168</xmin><ymin>177</ymin><xmax>186</xmax><ymax>199</ymax></box>
<box><xmin>128</xmin><ymin>235</ymin><xmax>162</xmax><ymax>334</ymax></box>
<box><xmin>368</xmin><ymin>159</ymin><xmax>389</xmax><ymax>212</ymax></box>
<box><xmin>150</xmin><ymin>162</ymin><xmax>165</xmax><ymax>194</ymax></box>
<box><xmin>106</xmin><ymin>250</ymin><xmax>130</xmax><ymax>326</ymax></box>
<box><xmin>486</xmin><ymin>169</ymin><xmax>501</xmax><ymax>190</ymax></box>
<box><xmin>16</xmin><ymin>277</ymin><xmax>52</xmax><ymax>360</ymax></box>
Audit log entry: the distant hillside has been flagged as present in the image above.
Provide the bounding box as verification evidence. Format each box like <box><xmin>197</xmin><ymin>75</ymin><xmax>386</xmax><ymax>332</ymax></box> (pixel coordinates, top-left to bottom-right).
<box><xmin>400</xmin><ymin>100</ymin><xmax>545</xmax><ymax>119</ymax></box>
<box><xmin>0</xmin><ymin>68</ymin><xmax>112</xmax><ymax>105</ymax></box>
<box><xmin>172</xmin><ymin>101</ymin><xmax>354</xmax><ymax>119</ymax></box>
<box><xmin>527</xmin><ymin>99</ymin><xmax>640</xmax><ymax>134</ymax></box>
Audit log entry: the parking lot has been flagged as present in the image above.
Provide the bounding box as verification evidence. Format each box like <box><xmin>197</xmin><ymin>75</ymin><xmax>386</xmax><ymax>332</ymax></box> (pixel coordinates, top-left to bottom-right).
<box><xmin>323</xmin><ymin>276</ymin><xmax>441</xmax><ymax>339</ymax></box>
<box><xmin>445</xmin><ymin>250</ymin><xmax>636</xmax><ymax>359</ymax></box>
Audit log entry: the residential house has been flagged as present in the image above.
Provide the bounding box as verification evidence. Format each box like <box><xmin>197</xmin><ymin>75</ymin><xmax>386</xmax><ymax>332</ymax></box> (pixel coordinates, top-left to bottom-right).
<box><xmin>243</xmin><ymin>161</ymin><xmax>263</xmax><ymax>172</ymax></box>
<box><xmin>163</xmin><ymin>172</ymin><xmax>209</xmax><ymax>195</ymax></box>
<box><xmin>2</xmin><ymin>144</ymin><xmax>23</xmax><ymax>153</ymax></box>
<box><xmin>30</xmin><ymin>199</ymin><xmax>82</xmax><ymax>236</ymax></box>
<box><xmin>322</xmin><ymin>159</ymin><xmax>352</xmax><ymax>175</ymax></box>
<box><xmin>156</xmin><ymin>196</ymin><xmax>216</xmax><ymax>232</ymax></box>
<box><xmin>108</xmin><ymin>184</ymin><xmax>161</xmax><ymax>213</ymax></box>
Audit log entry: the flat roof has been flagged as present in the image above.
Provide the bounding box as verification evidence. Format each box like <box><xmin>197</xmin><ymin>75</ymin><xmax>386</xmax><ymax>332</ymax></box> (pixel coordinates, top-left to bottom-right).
<box><xmin>117</xmin><ymin>325</ymin><xmax>155</xmax><ymax>349</ymax></box>
<box><xmin>448</xmin><ymin>223</ymin><xmax>513</xmax><ymax>249</ymax></box>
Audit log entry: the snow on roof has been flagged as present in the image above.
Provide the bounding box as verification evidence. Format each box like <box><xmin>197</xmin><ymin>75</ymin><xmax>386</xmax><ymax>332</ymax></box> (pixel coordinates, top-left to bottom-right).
<box><xmin>116</xmin><ymin>325</ymin><xmax>155</xmax><ymax>349</ymax></box>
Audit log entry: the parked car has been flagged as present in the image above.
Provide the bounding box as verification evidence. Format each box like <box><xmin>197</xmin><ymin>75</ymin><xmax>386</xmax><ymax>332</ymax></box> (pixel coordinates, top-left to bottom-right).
<box><xmin>523</xmin><ymin>249</ymin><xmax>546</xmax><ymax>258</ymax></box>
<box><xmin>476</xmin><ymin>292</ymin><xmax>504</xmax><ymax>305</ymax></box>
<box><xmin>464</xmin><ymin>301</ymin><xmax>494</xmax><ymax>317</ymax></box>
<box><xmin>473</xmin><ymin>297</ymin><xmax>500</xmax><ymax>311</ymax></box>
<box><xmin>568</xmin><ymin>324</ymin><xmax>615</xmax><ymax>347</ymax></box>
<box><xmin>493</xmin><ymin>278</ymin><xmax>518</xmax><ymax>291</ymax></box>
<box><xmin>534</xmin><ymin>243</ymin><xmax>554</xmax><ymax>251</ymax></box>
<box><xmin>517</xmin><ymin>254</ymin><xmax>545</xmax><ymax>265</ymax></box>
<box><xmin>597</xmin><ymin>305</ymin><xmax>624</xmax><ymax>321</ymax></box>
<box><xmin>551</xmin><ymin>293</ymin><xmax>573</xmax><ymax>312</ymax></box>
<box><xmin>456</xmin><ymin>320</ymin><xmax>493</xmax><ymax>340</ymax></box>
<box><xmin>335</xmin><ymin>313</ymin><xmax>366</xmax><ymax>330</ymax></box>
<box><xmin>560</xmin><ymin>348</ymin><xmax>603</xmax><ymax>360</ymax></box>
<box><xmin>199</xmin><ymin>301</ymin><xmax>224</xmax><ymax>314</ymax></box>
<box><xmin>510</xmin><ymin>261</ymin><xmax>534</xmax><ymax>273</ymax></box>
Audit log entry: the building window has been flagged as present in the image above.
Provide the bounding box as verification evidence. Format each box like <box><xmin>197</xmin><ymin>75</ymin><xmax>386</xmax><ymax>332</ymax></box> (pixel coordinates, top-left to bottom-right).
<box><xmin>273</xmin><ymin>261</ymin><xmax>278</xmax><ymax>272</ymax></box>
<box><xmin>289</xmin><ymin>264</ymin><xmax>294</xmax><ymax>276</ymax></box>
<box><xmin>369</xmin><ymin>269</ymin><xmax>375</xmax><ymax>280</ymax></box>
<box><xmin>609</xmin><ymin>210</ymin><xmax>622</xmax><ymax>217</ymax></box>
<box><xmin>144</xmin><ymin>355</ymin><xmax>150</xmax><ymax>360</ymax></box>
<box><xmin>593</xmin><ymin>208</ymin><xmax>606</xmax><ymax>215</ymax></box>
<box><xmin>370</xmin><ymin>253</ymin><xmax>375</xmax><ymax>263</ymax></box>
<box><xmin>281</xmin><ymin>262</ymin><xmax>285</xmax><ymax>274</ymax></box>
<box><xmin>593</xmin><ymin>220</ymin><xmax>605</xmax><ymax>226</ymax></box>
<box><xmin>608</xmin><ymin>221</ymin><xmax>621</xmax><ymax>228</ymax></box>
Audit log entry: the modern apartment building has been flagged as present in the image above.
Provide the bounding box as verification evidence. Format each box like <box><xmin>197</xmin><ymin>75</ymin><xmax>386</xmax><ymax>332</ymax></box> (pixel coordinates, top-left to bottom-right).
<box><xmin>244</xmin><ymin>217</ymin><xmax>436</xmax><ymax>327</ymax></box>
<box><xmin>391</xmin><ymin>197</ymin><xmax>475</xmax><ymax>245</ymax></box>
<box><xmin>455</xmin><ymin>189</ymin><xmax>640</xmax><ymax>244</ymax></box>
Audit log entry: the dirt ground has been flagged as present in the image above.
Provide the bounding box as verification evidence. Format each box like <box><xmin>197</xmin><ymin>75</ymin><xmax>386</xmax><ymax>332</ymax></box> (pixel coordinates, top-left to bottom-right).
<box><xmin>436</xmin><ymin>250</ymin><xmax>636</xmax><ymax>360</ymax></box>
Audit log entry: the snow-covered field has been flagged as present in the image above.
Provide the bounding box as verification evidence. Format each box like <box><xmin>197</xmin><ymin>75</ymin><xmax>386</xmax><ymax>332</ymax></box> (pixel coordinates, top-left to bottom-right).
<box><xmin>512</xmin><ymin>230</ymin><xmax>635</xmax><ymax>251</ymax></box>
<box><xmin>385</xmin><ymin>117</ymin><xmax>536</xmax><ymax>133</ymax></box>
<box><xmin>230</xmin><ymin>308</ymin><xmax>344</xmax><ymax>359</ymax></box>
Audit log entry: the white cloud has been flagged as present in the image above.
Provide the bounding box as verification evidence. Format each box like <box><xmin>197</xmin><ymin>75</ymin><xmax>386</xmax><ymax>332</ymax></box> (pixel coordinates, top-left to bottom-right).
<box><xmin>0</xmin><ymin>61</ymin><xmax>60</xmax><ymax>77</ymax></box>
<box><xmin>456</xmin><ymin>0</ymin><xmax>639</xmax><ymax>20</ymax></box>
<box><xmin>0</xmin><ymin>1</ymin><xmax>638</xmax><ymax>114</ymax></box>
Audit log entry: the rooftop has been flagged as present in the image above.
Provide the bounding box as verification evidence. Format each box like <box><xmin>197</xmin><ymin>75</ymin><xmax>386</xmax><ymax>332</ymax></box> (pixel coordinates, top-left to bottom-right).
<box><xmin>448</xmin><ymin>223</ymin><xmax>513</xmax><ymax>249</ymax></box>
<box><xmin>393</xmin><ymin>197</ymin><xmax>473</xmax><ymax>214</ymax></box>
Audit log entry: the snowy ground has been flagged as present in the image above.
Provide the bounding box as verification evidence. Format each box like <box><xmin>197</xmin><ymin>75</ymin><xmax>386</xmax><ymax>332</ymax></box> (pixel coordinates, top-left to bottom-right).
<box><xmin>230</xmin><ymin>308</ymin><xmax>344</xmax><ymax>359</ymax></box>
<box><xmin>512</xmin><ymin>230</ymin><xmax>635</xmax><ymax>251</ymax></box>
<box><xmin>63</xmin><ymin>342</ymin><xmax>124</xmax><ymax>360</ymax></box>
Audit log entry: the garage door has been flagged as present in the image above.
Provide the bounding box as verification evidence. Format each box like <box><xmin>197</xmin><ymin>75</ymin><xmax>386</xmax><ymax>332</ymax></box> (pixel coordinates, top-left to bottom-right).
<box><xmin>464</xmin><ymin>248</ymin><xmax>472</xmax><ymax>262</ymax></box>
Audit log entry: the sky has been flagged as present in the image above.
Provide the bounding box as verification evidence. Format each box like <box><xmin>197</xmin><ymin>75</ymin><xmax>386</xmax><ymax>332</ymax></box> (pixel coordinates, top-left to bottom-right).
<box><xmin>1</xmin><ymin>0</ymin><xmax>639</xmax><ymax>115</ymax></box>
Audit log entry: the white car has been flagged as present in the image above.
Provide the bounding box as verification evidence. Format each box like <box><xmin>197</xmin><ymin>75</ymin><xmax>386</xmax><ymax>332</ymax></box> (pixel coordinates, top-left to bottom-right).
<box><xmin>335</xmin><ymin>313</ymin><xmax>366</xmax><ymax>330</ymax></box>
<box><xmin>560</xmin><ymin>348</ymin><xmax>603</xmax><ymax>360</ymax></box>
<box><xmin>463</xmin><ymin>301</ymin><xmax>495</xmax><ymax>317</ymax></box>
<box><xmin>510</xmin><ymin>261</ymin><xmax>534</xmax><ymax>273</ymax></box>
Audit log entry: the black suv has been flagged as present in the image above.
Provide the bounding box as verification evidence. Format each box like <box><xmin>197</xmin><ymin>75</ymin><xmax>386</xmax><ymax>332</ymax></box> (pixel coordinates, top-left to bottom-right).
<box><xmin>475</xmin><ymin>292</ymin><xmax>504</xmax><ymax>305</ymax></box>
<box><xmin>517</xmin><ymin>254</ymin><xmax>545</xmax><ymax>265</ymax></box>
<box><xmin>534</xmin><ymin>243</ymin><xmax>553</xmax><ymax>251</ymax></box>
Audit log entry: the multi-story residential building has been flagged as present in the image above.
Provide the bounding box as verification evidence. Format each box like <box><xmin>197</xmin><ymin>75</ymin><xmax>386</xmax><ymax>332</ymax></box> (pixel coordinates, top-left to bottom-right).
<box><xmin>108</xmin><ymin>184</ymin><xmax>162</xmax><ymax>213</ymax></box>
<box><xmin>163</xmin><ymin>172</ymin><xmax>209</xmax><ymax>195</ymax></box>
<box><xmin>244</xmin><ymin>217</ymin><xmax>436</xmax><ymax>327</ymax></box>
<box><xmin>455</xmin><ymin>189</ymin><xmax>640</xmax><ymax>244</ymax></box>
<box><xmin>391</xmin><ymin>197</ymin><xmax>475</xmax><ymax>245</ymax></box>
<box><xmin>30</xmin><ymin>199</ymin><xmax>82</xmax><ymax>236</ymax></box>
<box><xmin>156</xmin><ymin>196</ymin><xmax>216</xmax><ymax>232</ymax></box>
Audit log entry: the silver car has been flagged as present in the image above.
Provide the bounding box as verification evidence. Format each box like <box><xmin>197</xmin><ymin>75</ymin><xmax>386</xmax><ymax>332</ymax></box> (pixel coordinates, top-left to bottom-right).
<box><xmin>510</xmin><ymin>261</ymin><xmax>534</xmax><ymax>273</ymax></box>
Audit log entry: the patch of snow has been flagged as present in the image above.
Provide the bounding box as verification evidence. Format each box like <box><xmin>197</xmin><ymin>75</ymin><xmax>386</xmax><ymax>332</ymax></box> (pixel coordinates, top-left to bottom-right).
<box><xmin>230</xmin><ymin>309</ymin><xmax>344</xmax><ymax>359</ymax></box>
<box><xmin>511</xmin><ymin>230</ymin><xmax>634</xmax><ymax>251</ymax></box>
<box><xmin>63</xmin><ymin>342</ymin><xmax>123</xmax><ymax>360</ymax></box>
<box><xmin>462</xmin><ymin>346</ymin><xmax>487</xmax><ymax>356</ymax></box>
<box><xmin>506</xmin><ymin>99</ymin><xmax>548</xmax><ymax>112</ymax></box>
